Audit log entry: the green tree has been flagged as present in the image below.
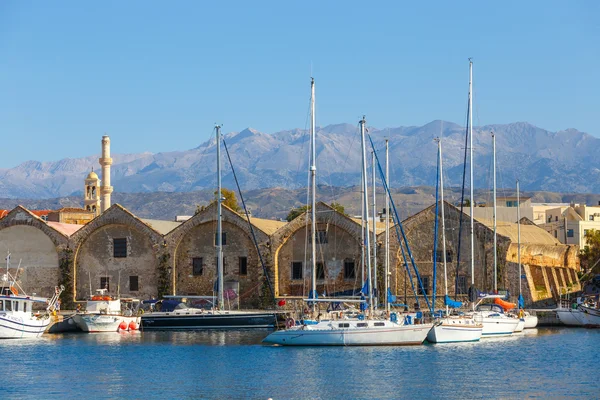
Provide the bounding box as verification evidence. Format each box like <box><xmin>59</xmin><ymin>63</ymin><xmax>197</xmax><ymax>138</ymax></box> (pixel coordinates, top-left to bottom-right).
<box><xmin>330</xmin><ymin>201</ymin><xmax>347</xmax><ymax>215</ymax></box>
<box><xmin>579</xmin><ymin>229</ymin><xmax>600</xmax><ymax>277</ymax></box>
<box><xmin>286</xmin><ymin>205</ymin><xmax>309</xmax><ymax>222</ymax></box>
<box><xmin>215</xmin><ymin>187</ymin><xmax>241</xmax><ymax>212</ymax></box>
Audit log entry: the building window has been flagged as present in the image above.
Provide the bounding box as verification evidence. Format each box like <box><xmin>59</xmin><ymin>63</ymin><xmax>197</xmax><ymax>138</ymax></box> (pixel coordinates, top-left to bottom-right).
<box><xmin>215</xmin><ymin>232</ymin><xmax>227</xmax><ymax>246</ymax></box>
<box><xmin>457</xmin><ymin>275</ymin><xmax>468</xmax><ymax>295</ymax></box>
<box><xmin>193</xmin><ymin>257</ymin><xmax>203</xmax><ymax>276</ymax></box>
<box><xmin>554</xmin><ymin>231</ymin><xmax>558</xmax><ymax>238</ymax></box>
<box><xmin>113</xmin><ymin>238</ymin><xmax>127</xmax><ymax>258</ymax></box>
<box><xmin>433</xmin><ymin>250</ymin><xmax>453</xmax><ymax>263</ymax></box>
<box><xmin>548</xmin><ymin>216</ymin><xmax>552</xmax><ymax>223</ymax></box>
<box><xmin>590</xmin><ymin>216</ymin><xmax>594</xmax><ymax>221</ymax></box>
<box><xmin>344</xmin><ymin>259</ymin><xmax>355</xmax><ymax>279</ymax></box>
<box><xmin>567</xmin><ymin>229</ymin><xmax>574</xmax><ymax>238</ymax></box>
<box><xmin>129</xmin><ymin>276</ymin><xmax>139</xmax><ymax>292</ymax></box>
<box><xmin>555</xmin><ymin>216</ymin><xmax>558</xmax><ymax>222</ymax></box>
<box><xmin>100</xmin><ymin>277</ymin><xmax>110</xmax><ymax>291</ymax></box>
<box><xmin>239</xmin><ymin>257</ymin><xmax>248</xmax><ymax>276</ymax></box>
<box><xmin>316</xmin><ymin>262</ymin><xmax>325</xmax><ymax>280</ymax></box>
<box><xmin>584</xmin><ymin>230</ymin><xmax>589</xmax><ymax>237</ymax></box>
<box><xmin>506</xmin><ymin>201</ymin><xmax>517</xmax><ymax>207</ymax></box>
<box><xmin>316</xmin><ymin>231</ymin><xmax>328</xmax><ymax>244</ymax></box>
<box><xmin>291</xmin><ymin>262</ymin><xmax>303</xmax><ymax>280</ymax></box>
<box><xmin>418</xmin><ymin>276</ymin><xmax>430</xmax><ymax>296</ymax></box>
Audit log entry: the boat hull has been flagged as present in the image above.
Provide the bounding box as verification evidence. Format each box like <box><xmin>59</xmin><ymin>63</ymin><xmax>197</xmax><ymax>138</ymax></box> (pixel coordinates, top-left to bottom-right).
<box><xmin>0</xmin><ymin>313</ymin><xmax>51</xmax><ymax>339</ymax></box>
<box><xmin>263</xmin><ymin>323</ymin><xmax>433</xmax><ymax>346</ymax></box>
<box><xmin>524</xmin><ymin>314</ymin><xmax>538</xmax><ymax>329</ymax></box>
<box><xmin>73</xmin><ymin>314</ymin><xmax>140</xmax><ymax>333</ymax></box>
<box><xmin>480</xmin><ymin>316</ymin><xmax>519</xmax><ymax>337</ymax></box>
<box><xmin>556</xmin><ymin>308</ymin><xmax>584</xmax><ymax>326</ymax></box>
<box><xmin>141</xmin><ymin>311</ymin><xmax>277</xmax><ymax>330</ymax></box>
<box><xmin>426</xmin><ymin>319</ymin><xmax>482</xmax><ymax>343</ymax></box>
<box><xmin>513</xmin><ymin>319</ymin><xmax>525</xmax><ymax>333</ymax></box>
<box><xmin>578</xmin><ymin>305</ymin><xmax>600</xmax><ymax>328</ymax></box>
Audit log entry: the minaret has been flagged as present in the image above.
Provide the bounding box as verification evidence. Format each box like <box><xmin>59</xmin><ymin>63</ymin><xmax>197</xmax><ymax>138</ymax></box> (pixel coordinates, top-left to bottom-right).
<box><xmin>84</xmin><ymin>168</ymin><xmax>101</xmax><ymax>216</ymax></box>
<box><xmin>99</xmin><ymin>135</ymin><xmax>113</xmax><ymax>212</ymax></box>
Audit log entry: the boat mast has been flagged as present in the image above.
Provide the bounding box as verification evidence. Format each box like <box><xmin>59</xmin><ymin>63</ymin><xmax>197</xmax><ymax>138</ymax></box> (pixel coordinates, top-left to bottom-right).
<box><xmin>216</xmin><ymin>124</ymin><xmax>224</xmax><ymax>310</ymax></box>
<box><xmin>360</xmin><ymin>116</ymin><xmax>373</xmax><ymax>315</ymax></box>
<box><xmin>385</xmin><ymin>139</ymin><xmax>390</xmax><ymax>313</ymax></box>
<box><xmin>437</xmin><ymin>138</ymin><xmax>449</xmax><ymax>316</ymax></box>
<box><xmin>492</xmin><ymin>132</ymin><xmax>497</xmax><ymax>293</ymax></box>
<box><xmin>310</xmin><ymin>77</ymin><xmax>317</xmax><ymax>312</ymax></box>
<box><xmin>372</xmin><ymin>151</ymin><xmax>377</xmax><ymax>309</ymax></box>
<box><xmin>517</xmin><ymin>179</ymin><xmax>522</xmax><ymax>303</ymax></box>
<box><xmin>468</xmin><ymin>59</ymin><xmax>475</xmax><ymax>310</ymax></box>
<box><xmin>361</xmin><ymin>172</ymin><xmax>365</xmax><ymax>287</ymax></box>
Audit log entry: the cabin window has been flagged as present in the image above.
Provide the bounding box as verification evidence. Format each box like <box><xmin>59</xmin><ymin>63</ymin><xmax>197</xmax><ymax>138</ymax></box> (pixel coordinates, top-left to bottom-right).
<box><xmin>316</xmin><ymin>262</ymin><xmax>325</xmax><ymax>280</ymax></box>
<box><xmin>344</xmin><ymin>260</ymin><xmax>355</xmax><ymax>279</ymax></box>
<box><xmin>239</xmin><ymin>257</ymin><xmax>248</xmax><ymax>276</ymax></box>
<box><xmin>418</xmin><ymin>276</ymin><xmax>430</xmax><ymax>296</ymax></box>
<box><xmin>316</xmin><ymin>231</ymin><xmax>328</xmax><ymax>244</ymax></box>
<box><xmin>113</xmin><ymin>238</ymin><xmax>127</xmax><ymax>258</ymax></box>
<box><xmin>338</xmin><ymin>323</ymin><xmax>349</xmax><ymax>328</ymax></box>
<box><xmin>130</xmin><ymin>276</ymin><xmax>139</xmax><ymax>291</ymax></box>
<box><xmin>100</xmin><ymin>277</ymin><xmax>110</xmax><ymax>291</ymax></box>
<box><xmin>215</xmin><ymin>232</ymin><xmax>227</xmax><ymax>246</ymax></box>
<box><xmin>567</xmin><ymin>229</ymin><xmax>574</xmax><ymax>238</ymax></box>
<box><xmin>374</xmin><ymin>322</ymin><xmax>385</xmax><ymax>327</ymax></box>
<box><xmin>13</xmin><ymin>301</ymin><xmax>19</xmax><ymax>312</ymax></box>
<box><xmin>192</xmin><ymin>258</ymin><xmax>203</xmax><ymax>276</ymax></box>
<box><xmin>291</xmin><ymin>262</ymin><xmax>303</xmax><ymax>280</ymax></box>
<box><xmin>0</xmin><ymin>300</ymin><xmax>3</xmax><ymax>311</ymax></box>
<box><xmin>457</xmin><ymin>275</ymin><xmax>468</xmax><ymax>295</ymax></box>
<box><xmin>5</xmin><ymin>300</ymin><xmax>11</xmax><ymax>311</ymax></box>
<box><xmin>357</xmin><ymin>322</ymin><xmax>368</xmax><ymax>327</ymax></box>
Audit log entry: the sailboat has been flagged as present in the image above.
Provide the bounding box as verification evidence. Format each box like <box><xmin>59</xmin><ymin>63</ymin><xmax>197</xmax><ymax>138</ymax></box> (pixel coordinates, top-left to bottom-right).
<box><xmin>263</xmin><ymin>91</ymin><xmax>432</xmax><ymax>345</ymax></box>
<box><xmin>427</xmin><ymin>138</ymin><xmax>483</xmax><ymax>344</ymax></box>
<box><xmin>141</xmin><ymin>125</ymin><xmax>277</xmax><ymax>330</ymax></box>
<box><xmin>463</xmin><ymin>61</ymin><xmax>519</xmax><ymax>337</ymax></box>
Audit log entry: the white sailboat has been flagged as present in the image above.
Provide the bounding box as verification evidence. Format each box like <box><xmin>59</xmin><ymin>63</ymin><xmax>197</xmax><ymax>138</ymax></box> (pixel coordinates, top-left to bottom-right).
<box><xmin>464</xmin><ymin>61</ymin><xmax>518</xmax><ymax>337</ymax></box>
<box><xmin>427</xmin><ymin>137</ymin><xmax>483</xmax><ymax>344</ymax></box>
<box><xmin>0</xmin><ymin>252</ymin><xmax>64</xmax><ymax>339</ymax></box>
<box><xmin>72</xmin><ymin>289</ymin><xmax>141</xmax><ymax>332</ymax></box>
<box><xmin>263</xmin><ymin>89</ymin><xmax>432</xmax><ymax>346</ymax></box>
<box><xmin>141</xmin><ymin>125</ymin><xmax>277</xmax><ymax>330</ymax></box>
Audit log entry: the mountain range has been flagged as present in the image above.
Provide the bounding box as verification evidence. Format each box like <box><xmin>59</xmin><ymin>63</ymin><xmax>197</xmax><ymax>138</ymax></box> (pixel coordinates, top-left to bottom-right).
<box><xmin>1</xmin><ymin>120</ymin><xmax>599</xmax><ymax>200</ymax></box>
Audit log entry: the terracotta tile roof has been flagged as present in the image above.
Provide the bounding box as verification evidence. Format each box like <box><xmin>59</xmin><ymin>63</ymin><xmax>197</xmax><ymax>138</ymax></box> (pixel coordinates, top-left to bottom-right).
<box><xmin>0</xmin><ymin>209</ymin><xmax>52</xmax><ymax>219</ymax></box>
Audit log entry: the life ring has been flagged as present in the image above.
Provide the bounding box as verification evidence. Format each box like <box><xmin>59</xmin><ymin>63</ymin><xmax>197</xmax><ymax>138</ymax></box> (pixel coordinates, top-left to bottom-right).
<box><xmin>285</xmin><ymin>318</ymin><xmax>295</xmax><ymax>328</ymax></box>
<box><xmin>9</xmin><ymin>286</ymin><xmax>18</xmax><ymax>296</ymax></box>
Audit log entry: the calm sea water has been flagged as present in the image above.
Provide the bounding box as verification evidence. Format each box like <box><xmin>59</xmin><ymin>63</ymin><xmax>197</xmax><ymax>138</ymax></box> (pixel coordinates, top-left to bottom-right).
<box><xmin>0</xmin><ymin>327</ymin><xmax>598</xmax><ymax>399</ymax></box>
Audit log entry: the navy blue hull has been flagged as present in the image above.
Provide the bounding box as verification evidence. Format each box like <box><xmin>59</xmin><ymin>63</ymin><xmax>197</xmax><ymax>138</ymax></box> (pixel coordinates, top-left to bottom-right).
<box><xmin>141</xmin><ymin>312</ymin><xmax>277</xmax><ymax>330</ymax></box>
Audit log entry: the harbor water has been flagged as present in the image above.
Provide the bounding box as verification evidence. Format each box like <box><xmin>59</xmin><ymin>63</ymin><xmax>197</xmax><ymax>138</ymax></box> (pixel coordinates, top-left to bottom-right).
<box><xmin>1</xmin><ymin>327</ymin><xmax>598</xmax><ymax>399</ymax></box>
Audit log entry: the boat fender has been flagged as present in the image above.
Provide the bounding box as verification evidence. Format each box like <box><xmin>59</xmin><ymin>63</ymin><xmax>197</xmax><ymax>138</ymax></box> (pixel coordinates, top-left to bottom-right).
<box><xmin>285</xmin><ymin>318</ymin><xmax>295</xmax><ymax>328</ymax></box>
<box><xmin>390</xmin><ymin>312</ymin><xmax>398</xmax><ymax>323</ymax></box>
<box><xmin>358</xmin><ymin>314</ymin><xmax>365</xmax><ymax>321</ymax></box>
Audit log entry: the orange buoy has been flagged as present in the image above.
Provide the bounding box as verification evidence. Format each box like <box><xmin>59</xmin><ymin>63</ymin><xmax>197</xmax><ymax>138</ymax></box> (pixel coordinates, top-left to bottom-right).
<box><xmin>119</xmin><ymin>321</ymin><xmax>127</xmax><ymax>331</ymax></box>
<box><xmin>9</xmin><ymin>286</ymin><xmax>18</xmax><ymax>296</ymax></box>
<box><xmin>128</xmin><ymin>321</ymin><xmax>137</xmax><ymax>331</ymax></box>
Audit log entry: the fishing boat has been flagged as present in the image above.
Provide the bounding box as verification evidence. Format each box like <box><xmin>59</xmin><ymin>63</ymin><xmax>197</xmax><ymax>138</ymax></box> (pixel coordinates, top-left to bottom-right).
<box><xmin>575</xmin><ymin>296</ymin><xmax>600</xmax><ymax>327</ymax></box>
<box><xmin>72</xmin><ymin>289</ymin><xmax>141</xmax><ymax>332</ymax></box>
<box><xmin>141</xmin><ymin>124</ymin><xmax>276</xmax><ymax>330</ymax></box>
<box><xmin>264</xmin><ymin>88</ymin><xmax>432</xmax><ymax>346</ymax></box>
<box><xmin>0</xmin><ymin>253</ymin><xmax>64</xmax><ymax>339</ymax></box>
<box><xmin>427</xmin><ymin>137</ymin><xmax>482</xmax><ymax>344</ymax></box>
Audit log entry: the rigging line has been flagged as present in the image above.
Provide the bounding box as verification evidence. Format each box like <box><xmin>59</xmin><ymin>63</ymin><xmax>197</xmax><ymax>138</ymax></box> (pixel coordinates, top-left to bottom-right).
<box><xmin>222</xmin><ymin>138</ymin><xmax>274</xmax><ymax>299</ymax></box>
<box><xmin>454</xmin><ymin>96</ymin><xmax>470</xmax><ymax>297</ymax></box>
<box><xmin>368</xmin><ymin>134</ymin><xmax>432</xmax><ymax>312</ymax></box>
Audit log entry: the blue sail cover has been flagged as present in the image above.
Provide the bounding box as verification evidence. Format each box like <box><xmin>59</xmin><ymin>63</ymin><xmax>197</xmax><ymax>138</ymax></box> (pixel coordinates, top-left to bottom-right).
<box><xmin>444</xmin><ymin>295</ymin><xmax>463</xmax><ymax>309</ymax></box>
<box><xmin>360</xmin><ymin>280</ymin><xmax>369</xmax><ymax>296</ymax></box>
<box><xmin>387</xmin><ymin>288</ymin><xmax>397</xmax><ymax>304</ymax></box>
<box><xmin>360</xmin><ymin>295</ymin><xmax>367</xmax><ymax>311</ymax></box>
<box><xmin>518</xmin><ymin>294</ymin><xmax>525</xmax><ymax>309</ymax></box>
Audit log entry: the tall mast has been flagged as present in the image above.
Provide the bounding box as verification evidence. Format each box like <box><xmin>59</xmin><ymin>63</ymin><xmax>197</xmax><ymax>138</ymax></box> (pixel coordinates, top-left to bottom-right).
<box><xmin>361</xmin><ymin>172</ymin><xmax>365</xmax><ymax>286</ymax></box>
<box><xmin>310</xmin><ymin>77</ymin><xmax>317</xmax><ymax>312</ymax></box>
<box><xmin>468</xmin><ymin>59</ymin><xmax>475</xmax><ymax>310</ymax></box>
<box><xmin>216</xmin><ymin>124</ymin><xmax>224</xmax><ymax>310</ymax></box>
<box><xmin>384</xmin><ymin>139</ymin><xmax>390</xmax><ymax>313</ymax></box>
<box><xmin>492</xmin><ymin>132</ymin><xmax>497</xmax><ymax>292</ymax></box>
<box><xmin>437</xmin><ymin>138</ymin><xmax>449</xmax><ymax>316</ymax></box>
<box><xmin>372</xmin><ymin>151</ymin><xmax>378</xmax><ymax>309</ymax></box>
<box><xmin>360</xmin><ymin>116</ymin><xmax>373</xmax><ymax>315</ymax></box>
<box><xmin>517</xmin><ymin>179</ymin><xmax>522</xmax><ymax>302</ymax></box>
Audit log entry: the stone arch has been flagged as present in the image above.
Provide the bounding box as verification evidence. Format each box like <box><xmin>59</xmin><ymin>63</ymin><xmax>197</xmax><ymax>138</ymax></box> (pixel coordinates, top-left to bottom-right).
<box><xmin>270</xmin><ymin>202</ymin><xmax>363</xmax><ymax>297</ymax></box>
<box><xmin>70</xmin><ymin>204</ymin><xmax>164</xmax><ymax>301</ymax></box>
<box><xmin>165</xmin><ymin>202</ymin><xmax>270</xmax><ymax>303</ymax></box>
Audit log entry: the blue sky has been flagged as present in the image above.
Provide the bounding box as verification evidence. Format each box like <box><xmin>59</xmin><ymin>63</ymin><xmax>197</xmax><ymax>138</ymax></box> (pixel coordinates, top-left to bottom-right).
<box><xmin>0</xmin><ymin>1</ymin><xmax>598</xmax><ymax>168</ymax></box>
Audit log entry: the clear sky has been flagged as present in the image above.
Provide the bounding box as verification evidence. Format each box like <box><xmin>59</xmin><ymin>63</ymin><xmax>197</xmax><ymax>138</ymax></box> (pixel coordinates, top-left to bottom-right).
<box><xmin>0</xmin><ymin>1</ymin><xmax>598</xmax><ymax>168</ymax></box>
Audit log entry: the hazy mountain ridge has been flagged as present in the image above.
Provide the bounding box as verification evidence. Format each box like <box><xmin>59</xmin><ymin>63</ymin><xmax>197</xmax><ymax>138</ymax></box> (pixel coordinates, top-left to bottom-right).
<box><xmin>0</xmin><ymin>120</ymin><xmax>599</xmax><ymax>199</ymax></box>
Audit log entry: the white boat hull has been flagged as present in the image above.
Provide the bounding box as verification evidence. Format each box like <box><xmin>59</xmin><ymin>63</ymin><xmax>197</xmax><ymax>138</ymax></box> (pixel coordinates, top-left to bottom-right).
<box><xmin>513</xmin><ymin>318</ymin><xmax>525</xmax><ymax>333</ymax></box>
<box><xmin>264</xmin><ymin>320</ymin><xmax>433</xmax><ymax>346</ymax></box>
<box><xmin>426</xmin><ymin>318</ymin><xmax>483</xmax><ymax>343</ymax></box>
<box><xmin>0</xmin><ymin>312</ymin><xmax>51</xmax><ymax>339</ymax></box>
<box><xmin>73</xmin><ymin>314</ymin><xmax>140</xmax><ymax>333</ymax></box>
<box><xmin>578</xmin><ymin>305</ymin><xmax>600</xmax><ymax>328</ymax></box>
<box><xmin>556</xmin><ymin>308</ymin><xmax>584</xmax><ymax>326</ymax></box>
<box><xmin>524</xmin><ymin>314</ymin><xmax>538</xmax><ymax>329</ymax></box>
<box><xmin>480</xmin><ymin>316</ymin><xmax>519</xmax><ymax>337</ymax></box>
